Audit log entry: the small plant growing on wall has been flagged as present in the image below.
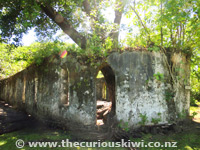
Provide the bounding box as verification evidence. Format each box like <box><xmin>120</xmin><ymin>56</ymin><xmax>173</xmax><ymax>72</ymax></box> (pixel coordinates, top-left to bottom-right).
<box><xmin>148</xmin><ymin>46</ymin><xmax>160</xmax><ymax>52</ymax></box>
<box><xmin>139</xmin><ymin>113</ymin><xmax>148</xmax><ymax>126</ymax></box>
<box><xmin>118</xmin><ymin>120</ymin><xmax>130</xmax><ymax>132</ymax></box>
<box><xmin>151</xmin><ymin>113</ymin><xmax>161</xmax><ymax>125</ymax></box>
<box><xmin>153</xmin><ymin>72</ymin><xmax>164</xmax><ymax>82</ymax></box>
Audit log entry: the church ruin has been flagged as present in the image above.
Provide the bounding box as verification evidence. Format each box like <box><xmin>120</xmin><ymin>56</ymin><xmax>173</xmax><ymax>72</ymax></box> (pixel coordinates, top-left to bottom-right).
<box><xmin>0</xmin><ymin>50</ymin><xmax>190</xmax><ymax>135</ymax></box>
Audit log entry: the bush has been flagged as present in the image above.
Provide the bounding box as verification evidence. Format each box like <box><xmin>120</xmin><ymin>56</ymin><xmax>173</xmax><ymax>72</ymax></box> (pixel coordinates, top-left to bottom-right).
<box><xmin>0</xmin><ymin>41</ymin><xmax>78</xmax><ymax>78</ymax></box>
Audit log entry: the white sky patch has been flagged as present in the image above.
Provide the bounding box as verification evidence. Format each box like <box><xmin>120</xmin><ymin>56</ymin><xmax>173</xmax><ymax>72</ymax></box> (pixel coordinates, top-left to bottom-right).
<box><xmin>22</xmin><ymin>28</ymin><xmax>37</xmax><ymax>46</ymax></box>
<box><xmin>101</xmin><ymin>6</ymin><xmax>115</xmax><ymax>23</ymax></box>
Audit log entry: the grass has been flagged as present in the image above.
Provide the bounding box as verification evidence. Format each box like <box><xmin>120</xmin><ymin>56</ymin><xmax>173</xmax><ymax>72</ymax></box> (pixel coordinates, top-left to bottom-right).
<box><xmin>0</xmin><ymin>106</ymin><xmax>200</xmax><ymax>150</ymax></box>
<box><xmin>133</xmin><ymin>125</ymin><xmax>200</xmax><ymax>150</ymax></box>
<box><xmin>0</xmin><ymin>127</ymin><xmax>126</xmax><ymax>150</ymax></box>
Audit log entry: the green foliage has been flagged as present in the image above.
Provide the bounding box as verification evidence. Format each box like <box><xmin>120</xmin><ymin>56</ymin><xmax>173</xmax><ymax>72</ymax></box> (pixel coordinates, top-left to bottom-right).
<box><xmin>0</xmin><ymin>43</ymin><xmax>29</xmax><ymax>78</ymax></box>
<box><xmin>191</xmin><ymin>111</ymin><xmax>198</xmax><ymax>119</ymax></box>
<box><xmin>151</xmin><ymin>118</ymin><xmax>161</xmax><ymax>125</ymax></box>
<box><xmin>0</xmin><ymin>41</ymin><xmax>78</xmax><ymax>78</ymax></box>
<box><xmin>190</xmin><ymin>98</ymin><xmax>199</xmax><ymax>106</ymax></box>
<box><xmin>103</xmin><ymin>37</ymin><xmax>113</xmax><ymax>52</ymax></box>
<box><xmin>118</xmin><ymin>120</ymin><xmax>130</xmax><ymax>132</ymax></box>
<box><xmin>86</xmin><ymin>32</ymin><xmax>114</xmax><ymax>57</ymax></box>
<box><xmin>1</xmin><ymin>0</ymin><xmax>200</xmax><ymax>55</ymax></box>
<box><xmin>0</xmin><ymin>0</ymin><xmax>124</xmax><ymax>50</ymax></box>
<box><xmin>139</xmin><ymin>113</ymin><xmax>148</xmax><ymax>126</ymax></box>
<box><xmin>1</xmin><ymin>0</ymin><xmax>200</xmax><ymax>53</ymax></box>
<box><xmin>190</xmin><ymin>49</ymin><xmax>200</xmax><ymax>105</ymax></box>
<box><xmin>123</xmin><ymin>0</ymin><xmax>200</xmax><ymax>54</ymax></box>
<box><xmin>151</xmin><ymin>113</ymin><xmax>161</xmax><ymax>125</ymax></box>
<box><xmin>86</xmin><ymin>33</ymin><xmax>102</xmax><ymax>55</ymax></box>
<box><xmin>27</xmin><ymin>41</ymin><xmax>67</xmax><ymax>65</ymax></box>
<box><xmin>148</xmin><ymin>46</ymin><xmax>160</xmax><ymax>52</ymax></box>
<box><xmin>153</xmin><ymin>72</ymin><xmax>164</xmax><ymax>81</ymax></box>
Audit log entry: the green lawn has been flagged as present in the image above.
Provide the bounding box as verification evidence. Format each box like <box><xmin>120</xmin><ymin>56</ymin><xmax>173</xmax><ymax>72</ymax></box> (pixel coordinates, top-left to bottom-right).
<box><xmin>0</xmin><ymin>127</ymin><xmax>126</xmax><ymax>150</ymax></box>
<box><xmin>133</xmin><ymin>124</ymin><xmax>200</xmax><ymax>150</ymax></box>
<box><xmin>0</xmin><ymin>106</ymin><xmax>200</xmax><ymax>150</ymax></box>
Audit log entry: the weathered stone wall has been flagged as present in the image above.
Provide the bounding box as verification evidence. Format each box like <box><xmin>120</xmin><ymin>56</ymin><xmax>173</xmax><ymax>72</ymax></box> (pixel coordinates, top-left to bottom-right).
<box><xmin>107</xmin><ymin>51</ymin><xmax>190</xmax><ymax>127</ymax></box>
<box><xmin>0</xmin><ymin>55</ymin><xmax>97</xmax><ymax>130</ymax></box>
<box><xmin>0</xmin><ymin>51</ymin><xmax>190</xmax><ymax>130</ymax></box>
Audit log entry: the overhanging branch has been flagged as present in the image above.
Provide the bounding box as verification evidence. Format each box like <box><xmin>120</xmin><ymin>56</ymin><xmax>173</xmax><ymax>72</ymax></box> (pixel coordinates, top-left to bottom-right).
<box><xmin>38</xmin><ymin>3</ymin><xmax>87</xmax><ymax>49</ymax></box>
<box><xmin>83</xmin><ymin>0</ymin><xmax>91</xmax><ymax>16</ymax></box>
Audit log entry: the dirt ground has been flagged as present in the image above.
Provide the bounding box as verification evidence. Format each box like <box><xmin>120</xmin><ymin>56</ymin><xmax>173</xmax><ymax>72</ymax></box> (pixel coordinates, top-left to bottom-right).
<box><xmin>0</xmin><ymin>100</ymin><xmax>34</xmax><ymax>134</ymax></box>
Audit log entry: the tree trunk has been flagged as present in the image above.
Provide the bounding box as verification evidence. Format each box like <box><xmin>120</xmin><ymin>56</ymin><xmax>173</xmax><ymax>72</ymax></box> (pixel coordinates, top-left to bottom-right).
<box><xmin>39</xmin><ymin>4</ymin><xmax>87</xmax><ymax>49</ymax></box>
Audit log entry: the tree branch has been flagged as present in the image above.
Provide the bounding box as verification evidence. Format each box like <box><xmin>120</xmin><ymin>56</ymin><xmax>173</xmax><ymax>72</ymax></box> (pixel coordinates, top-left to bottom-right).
<box><xmin>83</xmin><ymin>0</ymin><xmax>91</xmax><ymax>16</ymax></box>
<box><xmin>109</xmin><ymin>1</ymin><xmax>124</xmax><ymax>48</ymax></box>
<box><xmin>39</xmin><ymin>3</ymin><xmax>87</xmax><ymax>49</ymax></box>
<box><xmin>130</xmin><ymin>5</ymin><xmax>150</xmax><ymax>42</ymax></box>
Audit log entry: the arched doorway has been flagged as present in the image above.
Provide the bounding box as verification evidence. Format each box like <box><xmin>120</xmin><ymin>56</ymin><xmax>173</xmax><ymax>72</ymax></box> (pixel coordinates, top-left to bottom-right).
<box><xmin>96</xmin><ymin>64</ymin><xmax>115</xmax><ymax>126</ymax></box>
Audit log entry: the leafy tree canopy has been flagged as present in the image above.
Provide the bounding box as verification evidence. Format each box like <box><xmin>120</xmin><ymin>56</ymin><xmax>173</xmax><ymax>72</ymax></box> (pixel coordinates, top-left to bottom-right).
<box><xmin>0</xmin><ymin>0</ymin><xmax>126</xmax><ymax>50</ymax></box>
<box><xmin>0</xmin><ymin>0</ymin><xmax>200</xmax><ymax>53</ymax></box>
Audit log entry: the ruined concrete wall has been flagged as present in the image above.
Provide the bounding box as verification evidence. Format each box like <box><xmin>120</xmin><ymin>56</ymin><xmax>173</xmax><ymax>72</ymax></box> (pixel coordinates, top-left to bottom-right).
<box><xmin>0</xmin><ymin>51</ymin><xmax>190</xmax><ymax>130</ymax></box>
<box><xmin>0</xmin><ymin>55</ymin><xmax>97</xmax><ymax>130</ymax></box>
<box><xmin>107</xmin><ymin>51</ymin><xmax>190</xmax><ymax>127</ymax></box>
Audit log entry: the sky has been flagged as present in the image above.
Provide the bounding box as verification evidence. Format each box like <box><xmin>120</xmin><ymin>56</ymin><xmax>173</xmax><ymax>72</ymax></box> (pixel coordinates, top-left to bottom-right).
<box><xmin>22</xmin><ymin>29</ymin><xmax>37</xmax><ymax>46</ymax></box>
